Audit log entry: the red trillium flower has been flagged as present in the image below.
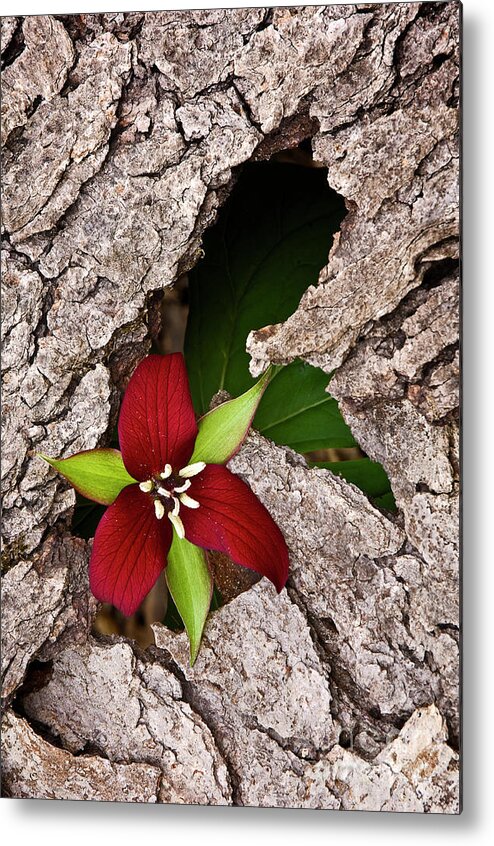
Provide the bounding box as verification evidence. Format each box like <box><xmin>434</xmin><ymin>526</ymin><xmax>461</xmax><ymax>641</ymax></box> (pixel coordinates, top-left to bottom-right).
<box><xmin>56</xmin><ymin>354</ymin><xmax>289</xmax><ymax>617</ymax></box>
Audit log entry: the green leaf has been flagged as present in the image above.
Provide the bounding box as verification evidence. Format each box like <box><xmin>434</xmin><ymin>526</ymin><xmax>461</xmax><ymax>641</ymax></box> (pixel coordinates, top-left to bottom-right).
<box><xmin>254</xmin><ymin>360</ymin><xmax>356</xmax><ymax>451</ymax></box>
<box><xmin>314</xmin><ymin>458</ymin><xmax>391</xmax><ymax>497</ymax></box>
<box><xmin>185</xmin><ymin>161</ymin><xmax>345</xmax><ymax>415</ymax></box>
<box><xmin>39</xmin><ymin>449</ymin><xmax>137</xmax><ymax>505</ymax></box>
<box><xmin>190</xmin><ymin>368</ymin><xmax>272</xmax><ymax>464</ymax></box>
<box><xmin>165</xmin><ymin>534</ymin><xmax>213</xmax><ymax>665</ymax></box>
<box><xmin>313</xmin><ymin>458</ymin><xmax>396</xmax><ymax>511</ymax></box>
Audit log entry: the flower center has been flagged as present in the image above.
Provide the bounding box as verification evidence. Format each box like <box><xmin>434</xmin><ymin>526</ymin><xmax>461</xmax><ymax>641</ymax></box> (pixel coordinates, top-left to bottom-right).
<box><xmin>138</xmin><ymin>461</ymin><xmax>205</xmax><ymax>539</ymax></box>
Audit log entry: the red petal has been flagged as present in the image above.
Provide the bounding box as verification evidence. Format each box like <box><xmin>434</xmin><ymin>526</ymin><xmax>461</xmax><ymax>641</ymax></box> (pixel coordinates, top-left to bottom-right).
<box><xmin>181</xmin><ymin>464</ymin><xmax>289</xmax><ymax>592</ymax></box>
<box><xmin>89</xmin><ymin>485</ymin><xmax>171</xmax><ymax>616</ymax></box>
<box><xmin>118</xmin><ymin>353</ymin><xmax>197</xmax><ymax>481</ymax></box>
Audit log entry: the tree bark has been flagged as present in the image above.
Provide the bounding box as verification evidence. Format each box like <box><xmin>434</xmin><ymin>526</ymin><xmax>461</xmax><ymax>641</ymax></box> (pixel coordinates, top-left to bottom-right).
<box><xmin>1</xmin><ymin>4</ymin><xmax>460</xmax><ymax>811</ymax></box>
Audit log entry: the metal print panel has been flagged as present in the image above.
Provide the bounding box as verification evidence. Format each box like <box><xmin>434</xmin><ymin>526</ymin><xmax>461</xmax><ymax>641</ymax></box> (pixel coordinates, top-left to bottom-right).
<box><xmin>1</xmin><ymin>2</ymin><xmax>461</xmax><ymax>813</ymax></box>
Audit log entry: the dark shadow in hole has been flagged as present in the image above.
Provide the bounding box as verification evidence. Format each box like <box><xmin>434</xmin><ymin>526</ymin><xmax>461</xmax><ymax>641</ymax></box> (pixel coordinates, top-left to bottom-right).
<box><xmin>183</xmin><ymin>153</ymin><xmax>346</xmax><ymax>415</ymax></box>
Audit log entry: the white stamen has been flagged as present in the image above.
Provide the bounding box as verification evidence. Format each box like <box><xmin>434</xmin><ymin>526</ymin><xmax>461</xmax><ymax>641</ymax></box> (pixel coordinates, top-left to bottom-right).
<box><xmin>157</xmin><ymin>486</ymin><xmax>172</xmax><ymax>498</ymax></box>
<box><xmin>160</xmin><ymin>464</ymin><xmax>172</xmax><ymax>479</ymax></box>
<box><xmin>154</xmin><ymin>500</ymin><xmax>165</xmax><ymax>520</ymax></box>
<box><xmin>179</xmin><ymin>493</ymin><xmax>200</xmax><ymax>509</ymax></box>
<box><xmin>179</xmin><ymin>461</ymin><xmax>206</xmax><ymax>478</ymax></box>
<box><xmin>139</xmin><ymin>480</ymin><xmax>153</xmax><ymax>493</ymax></box>
<box><xmin>174</xmin><ymin>479</ymin><xmax>191</xmax><ymax>493</ymax></box>
<box><xmin>168</xmin><ymin>511</ymin><xmax>185</xmax><ymax>539</ymax></box>
<box><xmin>171</xmin><ymin>496</ymin><xmax>180</xmax><ymax>516</ymax></box>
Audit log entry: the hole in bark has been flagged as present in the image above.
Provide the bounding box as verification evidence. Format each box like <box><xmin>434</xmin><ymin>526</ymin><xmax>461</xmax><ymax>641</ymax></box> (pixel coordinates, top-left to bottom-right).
<box><xmin>85</xmin><ymin>141</ymin><xmax>395</xmax><ymax>645</ymax></box>
<box><xmin>11</xmin><ymin>660</ymin><xmax>69</xmax><ymax>752</ymax></box>
<box><xmin>338</xmin><ymin>729</ymin><xmax>354</xmax><ymax>749</ymax></box>
<box><xmin>419</xmin><ymin>256</ymin><xmax>458</xmax><ymax>290</ymax></box>
<box><xmin>14</xmin><ymin>659</ymin><xmax>54</xmax><ymax>700</ymax></box>
<box><xmin>432</xmin><ymin>52</ymin><xmax>450</xmax><ymax>70</ymax></box>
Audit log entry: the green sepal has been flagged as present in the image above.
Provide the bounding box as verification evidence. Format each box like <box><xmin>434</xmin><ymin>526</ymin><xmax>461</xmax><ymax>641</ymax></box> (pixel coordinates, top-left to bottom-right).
<box><xmin>165</xmin><ymin>534</ymin><xmax>213</xmax><ymax>665</ymax></box>
<box><xmin>190</xmin><ymin>368</ymin><xmax>272</xmax><ymax>465</ymax></box>
<box><xmin>39</xmin><ymin>448</ymin><xmax>137</xmax><ymax>506</ymax></box>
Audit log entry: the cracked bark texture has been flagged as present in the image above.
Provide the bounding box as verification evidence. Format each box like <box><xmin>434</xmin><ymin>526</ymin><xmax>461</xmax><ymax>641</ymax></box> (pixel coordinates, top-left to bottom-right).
<box><xmin>1</xmin><ymin>4</ymin><xmax>460</xmax><ymax>811</ymax></box>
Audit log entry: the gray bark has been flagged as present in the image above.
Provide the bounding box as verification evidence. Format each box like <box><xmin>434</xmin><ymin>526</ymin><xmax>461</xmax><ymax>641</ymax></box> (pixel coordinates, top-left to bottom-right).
<box><xmin>1</xmin><ymin>4</ymin><xmax>460</xmax><ymax>811</ymax></box>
